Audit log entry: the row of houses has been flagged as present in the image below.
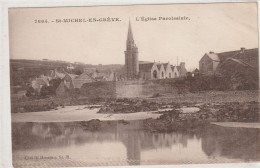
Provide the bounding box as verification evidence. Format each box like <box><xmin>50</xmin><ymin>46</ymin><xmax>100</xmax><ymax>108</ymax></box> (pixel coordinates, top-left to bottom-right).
<box><xmin>55</xmin><ymin>70</ymin><xmax>115</xmax><ymax>97</ymax></box>
<box><xmin>30</xmin><ymin>68</ymin><xmax>115</xmax><ymax>95</ymax></box>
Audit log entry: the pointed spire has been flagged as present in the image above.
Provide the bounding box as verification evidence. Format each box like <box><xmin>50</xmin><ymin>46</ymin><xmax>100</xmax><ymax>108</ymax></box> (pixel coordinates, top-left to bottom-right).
<box><xmin>127</xmin><ymin>20</ymin><xmax>134</xmax><ymax>41</ymax></box>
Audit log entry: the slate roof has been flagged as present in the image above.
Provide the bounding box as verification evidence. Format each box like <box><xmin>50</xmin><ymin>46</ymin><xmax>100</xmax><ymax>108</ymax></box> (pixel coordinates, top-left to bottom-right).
<box><xmin>71</xmin><ymin>72</ymin><xmax>97</xmax><ymax>88</ymax></box>
<box><xmin>193</xmin><ymin>68</ymin><xmax>200</xmax><ymax>73</ymax></box>
<box><xmin>66</xmin><ymin>74</ymin><xmax>78</xmax><ymax>79</ymax></box>
<box><xmin>77</xmin><ymin>72</ymin><xmax>96</xmax><ymax>80</ymax></box>
<box><xmin>162</xmin><ymin>63</ymin><xmax>169</xmax><ymax>69</ymax></box>
<box><xmin>139</xmin><ymin>63</ymin><xmax>155</xmax><ymax>72</ymax></box>
<box><xmin>71</xmin><ymin>79</ymin><xmax>95</xmax><ymax>89</ymax></box>
<box><xmin>139</xmin><ymin>61</ymin><xmax>153</xmax><ymax>64</ymax></box>
<box><xmin>171</xmin><ymin>65</ymin><xmax>176</xmax><ymax>71</ymax></box>
<box><xmin>156</xmin><ymin>64</ymin><xmax>164</xmax><ymax>70</ymax></box>
<box><xmin>217</xmin><ymin>48</ymin><xmax>258</xmax><ymax>67</ymax></box>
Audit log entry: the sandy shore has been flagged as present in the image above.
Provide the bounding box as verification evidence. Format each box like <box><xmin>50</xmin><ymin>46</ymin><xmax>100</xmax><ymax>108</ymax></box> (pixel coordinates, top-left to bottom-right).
<box><xmin>11</xmin><ymin>105</ymin><xmax>162</xmax><ymax>122</ymax></box>
<box><xmin>211</xmin><ymin>122</ymin><xmax>260</xmax><ymax>128</ymax></box>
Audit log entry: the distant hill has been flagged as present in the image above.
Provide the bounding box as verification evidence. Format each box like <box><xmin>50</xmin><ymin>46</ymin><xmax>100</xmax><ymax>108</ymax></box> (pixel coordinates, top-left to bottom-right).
<box><xmin>10</xmin><ymin>59</ymin><xmax>123</xmax><ymax>87</ymax></box>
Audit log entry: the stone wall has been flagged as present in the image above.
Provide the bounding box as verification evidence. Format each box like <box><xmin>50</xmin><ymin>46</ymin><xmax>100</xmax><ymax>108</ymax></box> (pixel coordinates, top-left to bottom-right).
<box><xmin>80</xmin><ymin>81</ymin><xmax>116</xmax><ymax>98</ymax></box>
<box><xmin>116</xmin><ymin>79</ymin><xmax>186</xmax><ymax>98</ymax></box>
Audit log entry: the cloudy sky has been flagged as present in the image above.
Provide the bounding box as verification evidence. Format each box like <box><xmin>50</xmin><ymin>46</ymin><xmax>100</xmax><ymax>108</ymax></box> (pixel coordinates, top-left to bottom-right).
<box><xmin>9</xmin><ymin>3</ymin><xmax>258</xmax><ymax>70</ymax></box>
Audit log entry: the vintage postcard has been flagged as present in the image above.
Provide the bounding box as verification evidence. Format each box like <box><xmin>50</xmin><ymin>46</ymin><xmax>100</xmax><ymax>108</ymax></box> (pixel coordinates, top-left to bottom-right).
<box><xmin>8</xmin><ymin>2</ymin><xmax>259</xmax><ymax>167</ymax></box>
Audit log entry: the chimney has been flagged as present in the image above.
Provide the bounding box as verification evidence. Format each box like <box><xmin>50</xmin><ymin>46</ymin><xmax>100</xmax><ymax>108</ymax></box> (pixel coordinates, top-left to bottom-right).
<box><xmin>209</xmin><ymin>51</ymin><xmax>214</xmax><ymax>54</ymax></box>
<box><xmin>241</xmin><ymin>47</ymin><xmax>246</xmax><ymax>53</ymax></box>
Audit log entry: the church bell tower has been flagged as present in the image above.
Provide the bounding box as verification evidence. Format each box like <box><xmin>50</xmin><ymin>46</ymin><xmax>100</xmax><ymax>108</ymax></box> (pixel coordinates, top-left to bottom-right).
<box><xmin>125</xmin><ymin>21</ymin><xmax>139</xmax><ymax>79</ymax></box>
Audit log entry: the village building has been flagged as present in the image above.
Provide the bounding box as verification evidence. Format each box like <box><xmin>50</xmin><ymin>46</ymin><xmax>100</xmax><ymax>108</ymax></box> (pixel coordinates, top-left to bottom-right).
<box><xmin>31</xmin><ymin>76</ymin><xmax>49</xmax><ymax>93</ymax></box>
<box><xmin>91</xmin><ymin>71</ymin><xmax>116</xmax><ymax>81</ymax></box>
<box><xmin>199</xmin><ymin>51</ymin><xmax>220</xmax><ymax>75</ymax></box>
<box><xmin>124</xmin><ymin>21</ymin><xmax>187</xmax><ymax>80</ymax></box>
<box><xmin>199</xmin><ymin>48</ymin><xmax>258</xmax><ymax>75</ymax></box>
<box><xmin>56</xmin><ymin>73</ymin><xmax>95</xmax><ymax>96</ymax></box>
<box><xmin>49</xmin><ymin>69</ymin><xmax>66</xmax><ymax>79</ymax></box>
<box><xmin>177</xmin><ymin>62</ymin><xmax>188</xmax><ymax>77</ymax></box>
<box><xmin>67</xmin><ymin>64</ymin><xmax>75</xmax><ymax>71</ymax></box>
<box><xmin>55</xmin><ymin>70</ymin><xmax>116</xmax><ymax>97</ymax></box>
<box><xmin>192</xmin><ymin>68</ymin><xmax>200</xmax><ymax>77</ymax></box>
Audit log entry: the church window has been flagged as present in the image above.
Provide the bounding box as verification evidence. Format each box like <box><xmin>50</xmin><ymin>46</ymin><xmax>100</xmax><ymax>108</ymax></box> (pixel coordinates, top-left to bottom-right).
<box><xmin>169</xmin><ymin>73</ymin><xmax>171</xmax><ymax>78</ymax></box>
<box><xmin>162</xmin><ymin>72</ymin><xmax>164</xmax><ymax>78</ymax></box>
<box><xmin>153</xmin><ymin>70</ymin><xmax>157</xmax><ymax>79</ymax></box>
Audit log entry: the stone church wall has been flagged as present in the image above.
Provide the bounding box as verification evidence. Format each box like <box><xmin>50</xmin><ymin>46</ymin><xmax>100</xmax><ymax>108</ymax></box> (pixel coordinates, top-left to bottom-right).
<box><xmin>116</xmin><ymin>79</ymin><xmax>184</xmax><ymax>98</ymax></box>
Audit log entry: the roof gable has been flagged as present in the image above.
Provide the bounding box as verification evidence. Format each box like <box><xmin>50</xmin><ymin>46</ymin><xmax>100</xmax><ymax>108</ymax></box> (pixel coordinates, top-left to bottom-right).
<box><xmin>207</xmin><ymin>53</ymin><xmax>220</xmax><ymax>61</ymax></box>
<box><xmin>156</xmin><ymin>64</ymin><xmax>165</xmax><ymax>71</ymax></box>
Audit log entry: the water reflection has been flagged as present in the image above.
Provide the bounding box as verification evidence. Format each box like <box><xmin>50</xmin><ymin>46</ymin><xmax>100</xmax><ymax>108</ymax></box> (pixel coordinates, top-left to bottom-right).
<box><xmin>12</xmin><ymin>121</ymin><xmax>260</xmax><ymax>167</ymax></box>
<box><xmin>201</xmin><ymin>125</ymin><xmax>260</xmax><ymax>161</ymax></box>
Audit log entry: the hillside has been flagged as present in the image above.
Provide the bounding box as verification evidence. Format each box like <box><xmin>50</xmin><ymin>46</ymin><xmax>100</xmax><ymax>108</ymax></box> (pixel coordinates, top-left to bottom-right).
<box><xmin>10</xmin><ymin>59</ymin><xmax>123</xmax><ymax>87</ymax></box>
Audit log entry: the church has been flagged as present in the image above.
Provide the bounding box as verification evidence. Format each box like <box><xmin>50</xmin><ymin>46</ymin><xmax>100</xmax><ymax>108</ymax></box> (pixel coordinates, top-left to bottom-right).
<box><xmin>123</xmin><ymin>21</ymin><xmax>187</xmax><ymax>80</ymax></box>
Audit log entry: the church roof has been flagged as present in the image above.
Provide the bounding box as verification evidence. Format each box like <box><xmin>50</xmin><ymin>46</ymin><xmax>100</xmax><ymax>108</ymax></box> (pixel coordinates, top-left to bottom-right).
<box><xmin>139</xmin><ymin>61</ymin><xmax>153</xmax><ymax>64</ymax></box>
<box><xmin>139</xmin><ymin>63</ymin><xmax>155</xmax><ymax>72</ymax></box>
<box><xmin>171</xmin><ymin>65</ymin><xmax>175</xmax><ymax>71</ymax></box>
<box><xmin>127</xmin><ymin>21</ymin><xmax>134</xmax><ymax>41</ymax></box>
<box><xmin>156</xmin><ymin>64</ymin><xmax>164</xmax><ymax>70</ymax></box>
<box><xmin>162</xmin><ymin>63</ymin><xmax>169</xmax><ymax>69</ymax></box>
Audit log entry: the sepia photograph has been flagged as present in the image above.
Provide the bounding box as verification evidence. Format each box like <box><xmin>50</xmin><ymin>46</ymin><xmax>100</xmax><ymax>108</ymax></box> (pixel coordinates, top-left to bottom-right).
<box><xmin>8</xmin><ymin>2</ymin><xmax>260</xmax><ymax>167</ymax></box>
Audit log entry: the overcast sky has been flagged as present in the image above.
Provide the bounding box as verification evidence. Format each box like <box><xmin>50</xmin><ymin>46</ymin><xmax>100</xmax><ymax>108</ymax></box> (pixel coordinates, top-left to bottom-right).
<box><xmin>9</xmin><ymin>3</ymin><xmax>258</xmax><ymax>70</ymax></box>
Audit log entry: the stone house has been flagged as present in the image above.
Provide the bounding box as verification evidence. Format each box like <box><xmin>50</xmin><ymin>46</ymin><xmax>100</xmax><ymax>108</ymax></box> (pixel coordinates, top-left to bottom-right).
<box><xmin>56</xmin><ymin>73</ymin><xmax>96</xmax><ymax>97</ymax></box>
<box><xmin>177</xmin><ymin>62</ymin><xmax>188</xmax><ymax>77</ymax></box>
<box><xmin>199</xmin><ymin>51</ymin><xmax>220</xmax><ymax>75</ymax></box>
<box><xmin>199</xmin><ymin>48</ymin><xmax>258</xmax><ymax>75</ymax></box>
<box><xmin>91</xmin><ymin>71</ymin><xmax>116</xmax><ymax>81</ymax></box>
<box><xmin>31</xmin><ymin>76</ymin><xmax>49</xmax><ymax>93</ymax></box>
